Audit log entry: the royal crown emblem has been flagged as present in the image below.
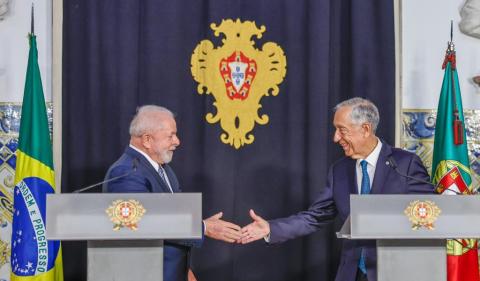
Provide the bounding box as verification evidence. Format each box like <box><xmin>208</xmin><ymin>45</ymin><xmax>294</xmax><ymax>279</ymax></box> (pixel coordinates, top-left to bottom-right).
<box><xmin>404</xmin><ymin>200</ymin><xmax>441</xmax><ymax>230</ymax></box>
<box><xmin>191</xmin><ymin>18</ymin><xmax>287</xmax><ymax>149</ymax></box>
<box><xmin>106</xmin><ymin>199</ymin><xmax>146</xmax><ymax>231</ymax></box>
<box><xmin>433</xmin><ymin>160</ymin><xmax>472</xmax><ymax>194</ymax></box>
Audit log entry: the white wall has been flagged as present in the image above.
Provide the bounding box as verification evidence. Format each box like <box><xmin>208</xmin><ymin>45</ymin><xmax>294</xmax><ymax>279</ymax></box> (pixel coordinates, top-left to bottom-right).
<box><xmin>402</xmin><ymin>0</ymin><xmax>480</xmax><ymax>109</ymax></box>
<box><xmin>0</xmin><ymin>0</ymin><xmax>52</xmax><ymax>102</ymax></box>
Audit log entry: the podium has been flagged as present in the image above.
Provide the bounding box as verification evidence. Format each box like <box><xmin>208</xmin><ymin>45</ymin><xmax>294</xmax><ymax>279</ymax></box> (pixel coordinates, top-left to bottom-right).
<box><xmin>337</xmin><ymin>194</ymin><xmax>480</xmax><ymax>281</ymax></box>
<box><xmin>46</xmin><ymin>193</ymin><xmax>202</xmax><ymax>281</ymax></box>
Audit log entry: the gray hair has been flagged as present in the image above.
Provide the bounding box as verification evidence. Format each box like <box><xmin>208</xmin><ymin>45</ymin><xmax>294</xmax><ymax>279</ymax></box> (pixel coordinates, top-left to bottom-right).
<box><xmin>129</xmin><ymin>105</ymin><xmax>174</xmax><ymax>136</ymax></box>
<box><xmin>334</xmin><ymin>97</ymin><xmax>380</xmax><ymax>132</ymax></box>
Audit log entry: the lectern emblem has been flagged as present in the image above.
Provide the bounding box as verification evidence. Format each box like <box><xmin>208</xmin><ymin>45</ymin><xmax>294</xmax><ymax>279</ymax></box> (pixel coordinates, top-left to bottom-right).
<box><xmin>106</xmin><ymin>199</ymin><xmax>146</xmax><ymax>231</ymax></box>
<box><xmin>404</xmin><ymin>200</ymin><xmax>441</xmax><ymax>230</ymax></box>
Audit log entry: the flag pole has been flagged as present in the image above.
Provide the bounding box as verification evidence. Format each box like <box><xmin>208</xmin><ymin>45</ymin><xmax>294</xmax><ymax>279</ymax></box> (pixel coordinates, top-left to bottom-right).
<box><xmin>31</xmin><ymin>3</ymin><xmax>34</xmax><ymax>35</ymax></box>
<box><xmin>450</xmin><ymin>20</ymin><xmax>453</xmax><ymax>42</ymax></box>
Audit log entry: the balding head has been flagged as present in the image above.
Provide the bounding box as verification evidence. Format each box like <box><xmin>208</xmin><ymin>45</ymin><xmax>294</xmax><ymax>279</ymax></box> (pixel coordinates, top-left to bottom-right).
<box><xmin>129</xmin><ymin>105</ymin><xmax>180</xmax><ymax>164</ymax></box>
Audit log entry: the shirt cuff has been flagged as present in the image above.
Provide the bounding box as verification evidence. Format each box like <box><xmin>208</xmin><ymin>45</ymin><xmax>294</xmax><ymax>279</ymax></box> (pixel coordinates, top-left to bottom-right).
<box><xmin>264</xmin><ymin>233</ymin><xmax>271</xmax><ymax>243</ymax></box>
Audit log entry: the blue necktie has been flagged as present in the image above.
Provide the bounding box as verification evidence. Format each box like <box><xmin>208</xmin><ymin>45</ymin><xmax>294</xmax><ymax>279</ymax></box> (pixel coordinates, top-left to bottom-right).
<box><xmin>358</xmin><ymin>160</ymin><xmax>370</xmax><ymax>275</ymax></box>
<box><xmin>360</xmin><ymin>160</ymin><xmax>370</xmax><ymax>195</ymax></box>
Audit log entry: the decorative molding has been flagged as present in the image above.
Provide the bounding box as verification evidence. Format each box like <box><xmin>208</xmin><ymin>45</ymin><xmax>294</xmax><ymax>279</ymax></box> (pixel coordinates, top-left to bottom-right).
<box><xmin>0</xmin><ymin>102</ymin><xmax>53</xmax><ymax>277</ymax></box>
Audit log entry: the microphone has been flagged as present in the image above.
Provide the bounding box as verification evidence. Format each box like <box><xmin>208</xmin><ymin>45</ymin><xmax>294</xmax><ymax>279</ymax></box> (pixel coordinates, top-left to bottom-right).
<box><xmin>73</xmin><ymin>158</ymin><xmax>138</xmax><ymax>193</ymax></box>
<box><xmin>385</xmin><ymin>156</ymin><xmax>462</xmax><ymax>195</ymax></box>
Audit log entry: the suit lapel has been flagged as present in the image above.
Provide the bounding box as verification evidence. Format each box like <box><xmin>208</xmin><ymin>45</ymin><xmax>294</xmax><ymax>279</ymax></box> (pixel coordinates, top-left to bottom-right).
<box><xmin>370</xmin><ymin>141</ymin><xmax>393</xmax><ymax>194</ymax></box>
<box><xmin>339</xmin><ymin>158</ymin><xmax>358</xmax><ymax>195</ymax></box>
<box><xmin>125</xmin><ymin>147</ymin><xmax>171</xmax><ymax>193</ymax></box>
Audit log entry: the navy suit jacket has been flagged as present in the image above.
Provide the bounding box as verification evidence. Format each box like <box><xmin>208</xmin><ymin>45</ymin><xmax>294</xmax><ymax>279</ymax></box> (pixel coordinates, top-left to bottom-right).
<box><xmin>268</xmin><ymin>141</ymin><xmax>435</xmax><ymax>281</ymax></box>
<box><xmin>103</xmin><ymin>146</ymin><xmax>202</xmax><ymax>281</ymax></box>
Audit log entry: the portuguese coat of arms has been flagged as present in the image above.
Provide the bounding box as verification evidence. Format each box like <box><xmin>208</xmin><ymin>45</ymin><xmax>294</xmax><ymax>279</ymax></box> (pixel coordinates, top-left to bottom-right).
<box><xmin>191</xmin><ymin>19</ymin><xmax>287</xmax><ymax>149</ymax></box>
<box><xmin>106</xmin><ymin>199</ymin><xmax>146</xmax><ymax>231</ymax></box>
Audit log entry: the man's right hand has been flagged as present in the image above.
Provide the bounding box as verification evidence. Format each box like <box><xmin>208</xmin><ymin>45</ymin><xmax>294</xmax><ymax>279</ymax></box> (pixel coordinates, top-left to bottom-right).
<box><xmin>240</xmin><ymin>209</ymin><xmax>270</xmax><ymax>244</ymax></box>
<box><xmin>203</xmin><ymin>212</ymin><xmax>242</xmax><ymax>243</ymax></box>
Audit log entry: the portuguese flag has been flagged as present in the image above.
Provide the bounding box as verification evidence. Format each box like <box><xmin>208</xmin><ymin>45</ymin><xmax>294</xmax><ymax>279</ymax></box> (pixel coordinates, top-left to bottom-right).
<box><xmin>10</xmin><ymin>34</ymin><xmax>63</xmax><ymax>281</ymax></box>
<box><xmin>431</xmin><ymin>40</ymin><xmax>480</xmax><ymax>281</ymax></box>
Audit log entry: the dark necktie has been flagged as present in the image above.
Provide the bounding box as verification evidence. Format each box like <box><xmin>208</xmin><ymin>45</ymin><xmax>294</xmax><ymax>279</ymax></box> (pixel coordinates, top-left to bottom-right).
<box><xmin>358</xmin><ymin>160</ymin><xmax>370</xmax><ymax>275</ymax></box>
<box><xmin>158</xmin><ymin>165</ymin><xmax>173</xmax><ymax>193</ymax></box>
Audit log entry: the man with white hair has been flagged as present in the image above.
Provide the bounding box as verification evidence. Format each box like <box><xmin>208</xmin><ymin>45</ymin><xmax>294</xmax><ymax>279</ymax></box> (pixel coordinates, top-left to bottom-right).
<box><xmin>240</xmin><ymin>97</ymin><xmax>435</xmax><ymax>281</ymax></box>
<box><xmin>104</xmin><ymin>105</ymin><xmax>241</xmax><ymax>281</ymax></box>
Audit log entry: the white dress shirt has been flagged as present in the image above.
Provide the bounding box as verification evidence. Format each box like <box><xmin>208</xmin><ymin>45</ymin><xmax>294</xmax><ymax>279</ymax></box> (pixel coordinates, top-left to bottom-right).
<box><xmin>355</xmin><ymin>139</ymin><xmax>382</xmax><ymax>194</ymax></box>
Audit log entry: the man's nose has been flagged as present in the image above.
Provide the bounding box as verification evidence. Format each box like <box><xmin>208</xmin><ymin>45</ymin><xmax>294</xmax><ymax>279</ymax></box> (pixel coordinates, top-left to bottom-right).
<box><xmin>333</xmin><ymin>130</ymin><xmax>340</xmax><ymax>142</ymax></box>
<box><xmin>173</xmin><ymin>135</ymin><xmax>180</xmax><ymax>146</ymax></box>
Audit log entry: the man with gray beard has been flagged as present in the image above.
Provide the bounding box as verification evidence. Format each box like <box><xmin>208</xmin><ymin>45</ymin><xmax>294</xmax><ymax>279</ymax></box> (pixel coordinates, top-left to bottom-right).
<box><xmin>103</xmin><ymin>105</ymin><xmax>241</xmax><ymax>281</ymax></box>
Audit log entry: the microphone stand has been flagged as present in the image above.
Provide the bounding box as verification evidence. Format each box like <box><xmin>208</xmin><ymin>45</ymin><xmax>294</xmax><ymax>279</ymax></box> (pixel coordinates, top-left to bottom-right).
<box><xmin>72</xmin><ymin>158</ymin><xmax>138</xmax><ymax>193</ymax></box>
<box><xmin>386</xmin><ymin>156</ymin><xmax>463</xmax><ymax>195</ymax></box>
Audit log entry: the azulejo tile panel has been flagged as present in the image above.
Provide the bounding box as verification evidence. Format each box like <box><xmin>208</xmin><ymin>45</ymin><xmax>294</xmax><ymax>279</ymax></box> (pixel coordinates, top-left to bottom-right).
<box><xmin>401</xmin><ymin>109</ymin><xmax>480</xmax><ymax>190</ymax></box>
<box><xmin>0</xmin><ymin>103</ymin><xmax>52</xmax><ymax>280</ymax></box>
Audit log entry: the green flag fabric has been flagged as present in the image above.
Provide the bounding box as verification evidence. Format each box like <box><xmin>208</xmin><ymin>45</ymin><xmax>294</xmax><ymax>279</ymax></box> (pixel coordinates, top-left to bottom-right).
<box><xmin>431</xmin><ymin>43</ymin><xmax>479</xmax><ymax>281</ymax></box>
<box><xmin>10</xmin><ymin>34</ymin><xmax>63</xmax><ymax>281</ymax></box>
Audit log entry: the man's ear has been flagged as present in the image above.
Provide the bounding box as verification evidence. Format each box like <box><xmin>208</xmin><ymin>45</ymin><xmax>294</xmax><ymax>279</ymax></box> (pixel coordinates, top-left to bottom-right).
<box><xmin>142</xmin><ymin>134</ymin><xmax>151</xmax><ymax>149</ymax></box>
<box><xmin>362</xmin><ymin>123</ymin><xmax>372</xmax><ymax>137</ymax></box>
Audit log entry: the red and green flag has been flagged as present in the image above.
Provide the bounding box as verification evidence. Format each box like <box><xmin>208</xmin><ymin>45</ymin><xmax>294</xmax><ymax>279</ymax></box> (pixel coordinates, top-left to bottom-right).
<box><xmin>431</xmin><ymin>39</ymin><xmax>480</xmax><ymax>281</ymax></box>
<box><xmin>10</xmin><ymin>32</ymin><xmax>63</xmax><ymax>281</ymax></box>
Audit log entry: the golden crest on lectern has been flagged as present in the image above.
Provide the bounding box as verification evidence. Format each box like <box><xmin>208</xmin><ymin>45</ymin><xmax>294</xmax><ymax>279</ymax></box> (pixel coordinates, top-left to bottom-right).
<box><xmin>404</xmin><ymin>200</ymin><xmax>441</xmax><ymax>230</ymax></box>
<box><xmin>191</xmin><ymin>18</ymin><xmax>287</xmax><ymax>149</ymax></box>
<box><xmin>106</xmin><ymin>199</ymin><xmax>146</xmax><ymax>231</ymax></box>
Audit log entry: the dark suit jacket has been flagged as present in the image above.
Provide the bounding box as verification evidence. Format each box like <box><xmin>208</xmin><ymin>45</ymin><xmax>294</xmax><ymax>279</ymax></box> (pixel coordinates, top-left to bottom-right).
<box><xmin>103</xmin><ymin>146</ymin><xmax>202</xmax><ymax>281</ymax></box>
<box><xmin>268</xmin><ymin>141</ymin><xmax>435</xmax><ymax>281</ymax></box>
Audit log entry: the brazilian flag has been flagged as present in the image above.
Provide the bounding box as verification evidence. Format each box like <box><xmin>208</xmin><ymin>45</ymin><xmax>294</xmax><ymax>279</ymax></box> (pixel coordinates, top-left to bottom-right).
<box><xmin>431</xmin><ymin>42</ymin><xmax>479</xmax><ymax>281</ymax></box>
<box><xmin>10</xmin><ymin>34</ymin><xmax>63</xmax><ymax>281</ymax></box>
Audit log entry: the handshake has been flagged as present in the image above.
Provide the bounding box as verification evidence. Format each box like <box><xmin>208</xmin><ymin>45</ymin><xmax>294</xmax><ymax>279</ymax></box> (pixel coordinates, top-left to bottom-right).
<box><xmin>203</xmin><ymin>209</ymin><xmax>269</xmax><ymax>244</ymax></box>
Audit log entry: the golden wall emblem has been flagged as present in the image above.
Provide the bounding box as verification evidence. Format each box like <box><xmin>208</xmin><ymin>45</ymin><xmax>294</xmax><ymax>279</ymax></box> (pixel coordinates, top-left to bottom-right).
<box><xmin>404</xmin><ymin>200</ymin><xmax>441</xmax><ymax>230</ymax></box>
<box><xmin>191</xmin><ymin>18</ymin><xmax>287</xmax><ymax>149</ymax></box>
<box><xmin>0</xmin><ymin>185</ymin><xmax>13</xmax><ymax>224</ymax></box>
<box><xmin>106</xmin><ymin>199</ymin><xmax>146</xmax><ymax>231</ymax></box>
<box><xmin>0</xmin><ymin>239</ymin><xmax>9</xmax><ymax>268</ymax></box>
